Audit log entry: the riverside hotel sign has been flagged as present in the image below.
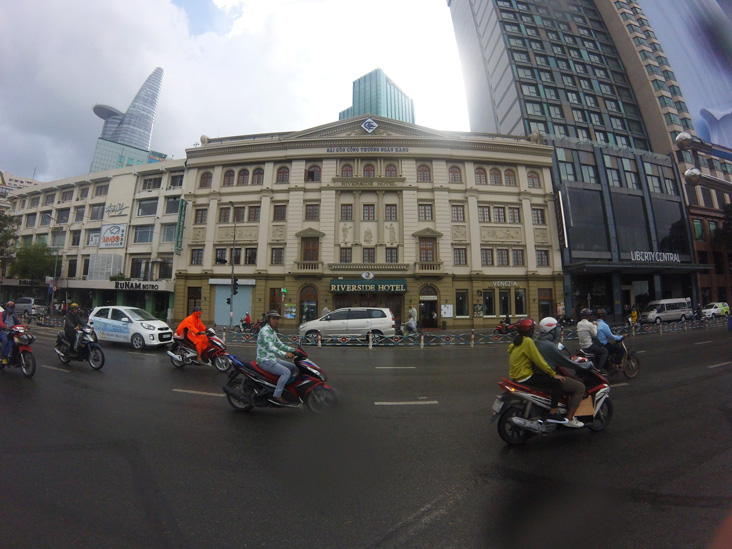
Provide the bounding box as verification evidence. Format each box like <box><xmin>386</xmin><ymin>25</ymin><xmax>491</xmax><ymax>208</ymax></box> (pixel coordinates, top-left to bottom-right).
<box><xmin>329</xmin><ymin>279</ymin><xmax>407</xmax><ymax>293</ymax></box>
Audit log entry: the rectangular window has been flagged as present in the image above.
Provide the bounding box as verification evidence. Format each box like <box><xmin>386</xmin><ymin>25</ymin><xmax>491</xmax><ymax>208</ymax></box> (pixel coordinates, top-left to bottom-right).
<box><xmin>191</xmin><ymin>249</ymin><xmax>204</xmax><ymax>265</ymax></box>
<box><xmin>385</xmin><ymin>247</ymin><xmax>398</xmax><ymax>263</ymax></box>
<box><xmin>497</xmin><ymin>249</ymin><xmax>509</xmax><ymax>266</ymax></box>
<box><xmin>493</xmin><ymin>207</ymin><xmax>506</xmax><ymax>223</ymax></box>
<box><xmin>508</xmin><ymin>207</ymin><xmax>521</xmax><ymax>223</ymax></box>
<box><xmin>693</xmin><ymin>219</ymin><xmax>704</xmax><ymax>240</ymax></box>
<box><xmin>481</xmin><ymin>248</ymin><xmax>493</xmax><ymax>266</ymax></box>
<box><xmin>248</xmin><ymin>206</ymin><xmax>260</xmax><ymax>222</ymax></box>
<box><xmin>67</xmin><ymin>258</ymin><xmax>77</xmax><ymax>278</ymax></box>
<box><xmin>165</xmin><ymin>197</ymin><xmax>180</xmax><ymax>215</ymax></box>
<box><xmin>499</xmin><ymin>289</ymin><xmax>511</xmax><ymax>316</ymax></box>
<box><xmin>483</xmin><ymin>289</ymin><xmax>495</xmax><ymax>316</ymax></box>
<box><xmin>363</xmin><ymin>204</ymin><xmax>375</xmax><ymax>221</ymax></box>
<box><xmin>456</xmin><ymin>290</ymin><xmax>469</xmax><ymax>317</ymax></box>
<box><xmin>451</xmin><ymin>205</ymin><xmax>465</xmax><ymax>222</ymax></box>
<box><xmin>271</xmin><ymin>248</ymin><xmax>284</xmax><ymax>265</ymax></box>
<box><xmin>245</xmin><ymin>248</ymin><xmax>257</xmax><ymax>265</ymax></box>
<box><xmin>218</xmin><ymin>207</ymin><xmax>230</xmax><ymax>223</ymax></box>
<box><xmin>94</xmin><ymin>184</ymin><xmax>108</xmax><ymax>197</ymax></box>
<box><xmin>137</xmin><ymin>198</ymin><xmax>158</xmax><ymax>216</ymax></box>
<box><xmin>273</xmin><ymin>205</ymin><xmax>287</xmax><ymax>221</ymax></box>
<box><xmin>194</xmin><ymin>208</ymin><xmax>207</xmax><ymax>224</ymax></box>
<box><xmin>44</xmin><ymin>193</ymin><xmax>55</xmax><ymax>205</ymax></box>
<box><xmin>363</xmin><ymin>248</ymin><xmax>375</xmax><ymax>263</ymax></box>
<box><xmin>418</xmin><ymin>204</ymin><xmax>433</xmax><ymax>221</ymax></box>
<box><xmin>515</xmin><ymin>289</ymin><xmax>527</xmax><ymax>315</ymax></box>
<box><xmin>74</xmin><ymin>207</ymin><xmax>85</xmax><ymax>222</ymax></box>
<box><xmin>86</xmin><ymin>229</ymin><xmax>100</xmax><ymax>246</ymax></box>
<box><xmin>169</xmin><ymin>174</ymin><xmax>183</xmax><ymax>188</ymax></box>
<box><xmin>478</xmin><ymin>206</ymin><xmax>490</xmax><ymax>223</ymax></box>
<box><xmin>512</xmin><ymin>249</ymin><xmax>525</xmax><ymax>266</ymax></box>
<box><xmin>305</xmin><ymin>204</ymin><xmax>320</xmax><ymax>221</ymax></box>
<box><xmin>536</xmin><ymin>249</ymin><xmax>550</xmax><ymax>266</ymax></box>
<box><xmin>215</xmin><ymin>248</ymin><xmax>227</xmax><ymax>264</ymax></box>
<box><xmin>71</xmin><ymin>230</ymin><xmax>81</xmax><ymax>247</ymax></box>
<box><xmin>340</xmin><ymin>247</ymin><xmax>352</xmax><ymax>263</ymax></box>
<box><xmin>26</xmin><ymin>213</ymin><xmax>36</xmax><ymax>228</ymax></box>
<box><xmin>454</xmin><ymin>248</ymin><xmax>467</xmax><ymax>265</ymax></box>
<box><xmin>29</xmin><ymin>197</ymin><xmax>40</xmax><ymax>207</ymax></box>
<box><xmin>60</xmin><ymin>190</ymin><xmax>73</xmax><ymax>202</ymax></box>
<box><xmin>385</xmin><ymin>204</ymin><xmax>398</xmax><ymax>221</ymax></box>
<box><xmin>607</xmin><ymin>168</ymin><xmax>621</xmax><ymax>187</ymax></box>
<box><xmin>161</xmin><ymin>224</ymin><xmax>176</xmax><ymax>243</ymax></box>
<box><xmin>142</xmin><ymin>177</ymin><xmax>162</xmax><ymax>190</ymax></box>
<box><xmin>341</xmin><ymin>204</ymin><xmax>353</xmax><ymax>221</ymax></box>
<box><xmin>302</xmin><ymin>238</ymin><xmax>319</xmax><ymax>261</ymax></box>
<box><xmin>90</xmin><ymin>204</ymin><xmax>104</xmax><ymax>221</ymax></box>
<box><xmin>134</xmin><ymin>225</ymin><xmax>154</xmax><ymax>243</ymax></box>
<box><xmin>532</xmin><ymin>208</ymin><xmax>546</xmax><ymax>224</ymax></box>
<box><xmin>580</xmin><ymin>164</ymin><xmax>598</xmax><ymax>183</ymax></box>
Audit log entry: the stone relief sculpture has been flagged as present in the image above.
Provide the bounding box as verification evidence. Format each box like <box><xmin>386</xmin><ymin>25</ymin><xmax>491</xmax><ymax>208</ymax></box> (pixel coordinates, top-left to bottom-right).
<box><xmin>453</xmin><ymin>225</ymin><xmax>467</xmax><ymax>241</ymax></box>
<box><xmin>386</xmin><ymin>223</ymin><xmax>397</xmax><ymax>243</ymax></box>
<box><xmin>363</xmin><ymin>228</ymin><xmax>373</xmax><ymax>244</ymax></box>
<box><xmin>342</xmin><ymin>224</ymin><xmax>351</xmax><ymax>243</ymax></box>
<box><xmin>272</xmin><ymin>226</ymin><xmax>285</xmax><ymax>241</ymax></box>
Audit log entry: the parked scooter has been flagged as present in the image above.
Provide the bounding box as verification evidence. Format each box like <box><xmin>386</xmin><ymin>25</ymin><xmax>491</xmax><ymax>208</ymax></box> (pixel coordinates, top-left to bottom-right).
<box><xmin>55</xmin><ymin>324</ymin><xmax>105</xmax><ymax>370</ymax></box>
<box><xmin>167</xmin><ymin>327</ymin><xmax>231</xmax><ymax>372</ymax></box>
<box><xmin>0</xmin><ymin>324</ymin><xmax>37</xmax><ymax>378</ymax></box>
<box><xmin>223</xmin><ymin>348</ymin><xmax>337</xmax><ymax>413</ymax></box>
<box><xmin>491</xmin><ymin>358</ymin><xmax>612</xmax><ymax>445</ymax></box>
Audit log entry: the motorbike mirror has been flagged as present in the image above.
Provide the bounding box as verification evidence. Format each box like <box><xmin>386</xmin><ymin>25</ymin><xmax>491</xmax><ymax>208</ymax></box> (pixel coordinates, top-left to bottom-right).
<box><xmin>557</xmin><ymin>342</ymin><xmax>565</xmax><ymax>351</ymax></box>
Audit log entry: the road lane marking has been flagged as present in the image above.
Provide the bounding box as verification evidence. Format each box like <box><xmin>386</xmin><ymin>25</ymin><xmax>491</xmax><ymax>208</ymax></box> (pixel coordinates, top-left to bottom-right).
<box><xmin>375</xmin><ymin>400</ymin><xmax>439</xmax><ymax>406</ymax></box>
<box><xmin>695</xmin><ymin>341</ymin><xmax>713</xmax><ymax>345</ymax></box>
<box><xmin>375</xmin><ymin>366</ymin><xmax>416</xmax><ymax>369</ymax></box>
<box><xmin>708</xmin><ymin>362</ymin><xmax>732</xmax><ymax>369</ymax></box>
<box><xmin>610</xmin><ymin>382</ymin><xmax>629</xmax><ymax>387</ymax></box>
<box><xmin>172</xmin><ymin>389</ymin><xmax>224</xmax><ymax>397</ymax></box>
<box><xmin>41</xmin><ymin>365</ymin><xmax>70</xmax><ymax>372</ymax></box>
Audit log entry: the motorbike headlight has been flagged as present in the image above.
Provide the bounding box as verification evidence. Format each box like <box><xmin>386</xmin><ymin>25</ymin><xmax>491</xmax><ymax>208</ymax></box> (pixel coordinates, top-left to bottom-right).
<box><xmin>141</xmin><ymin>323</ymin><xmax>156</xmax><ymax>330</ymax></box>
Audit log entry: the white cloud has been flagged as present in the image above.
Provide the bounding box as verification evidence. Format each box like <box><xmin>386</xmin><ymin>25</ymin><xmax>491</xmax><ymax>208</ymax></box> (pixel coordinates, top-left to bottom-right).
<box><xmin>0</xmin><ymin>0</ymin><xmax>468</xmax><ymax>181</ymax></box>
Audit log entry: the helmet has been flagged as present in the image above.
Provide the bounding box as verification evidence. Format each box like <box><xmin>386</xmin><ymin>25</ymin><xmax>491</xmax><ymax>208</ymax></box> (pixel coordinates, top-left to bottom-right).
<box><xmin>246</xmin><ymin>312</ymin><xmax>249</xmax><ymax>315</ymax></box>
<box><xmin>6</xmin><ymin>301</ymin><xmax>14</xmax><ymax>307</ymax></box>
<box><xmin>193</xmin><ymin>306</ymin><xmax>202</xmax><ymax>312</ymax></box>
<box><xmin>538</xmin><ymin>317</ymin><xmax>559</xmax><ymax>333</ymax></box>
<box><xmin>580</xmin><ymin>308</ymin><xmax>592</xmax><ymax>318</ymax></box>
<box><xmin>515</xmin><ymin>318</ymin><xmax>535</xmax><ymax>335</ymax></box>
<box><xmin>70</xmin><ymin>303</ymin><xmax>79</xmax><ymax>309</ymax></box>
<box><xmin>266</xmin><ymin>310</ymin><xmax>282</xmax><ymax>319</ymax></box>
<box><xmin>596</xmin><ymin>308</ymin><xmax>607</xmax><ymax>319</ymax></box>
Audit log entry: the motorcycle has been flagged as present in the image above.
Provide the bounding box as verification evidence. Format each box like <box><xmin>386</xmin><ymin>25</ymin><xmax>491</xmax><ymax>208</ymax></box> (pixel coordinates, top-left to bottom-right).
<box><xmin>494</xmin><ymin>319</ymin><xmax>517</xmax><ymax>335</ymax></box>
<box><xmin>0</xmin><ymin>324</ymin><xmax>37</xmax><ymax>378</ymax></box>
<box><xmin>55</xmin><ymin>325</ymin><xmax>105</xmax><ymax>370</ymax></box>
<box><xmin>575</xmin><ymin>338</ymin><xmax>640</xmax><ymax>379</ymax></box>
<box><xmin>491</xmin><ymin>359</ymin><xmax>613</xmax><ymax>445</ymax></box>
<box><xmin>167</xmin><ymin>327</ymin><xmax>231</xmax><ymax>372</ymax></box>
<box><xmin>223</xmin><ymin>348</ymin><xmax>337</xmax><ymax>413</ymax></box>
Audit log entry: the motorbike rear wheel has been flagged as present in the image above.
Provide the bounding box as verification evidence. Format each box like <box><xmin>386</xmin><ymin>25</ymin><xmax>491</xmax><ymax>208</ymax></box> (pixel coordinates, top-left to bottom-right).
<box><xmin>305</xmin><ymin>385</ymin><xmax>337</xmax><ymax>413</ymax></box>
<box><xmin>20</xmin><ymin>351</ymin><xmax>36</xmax><ymax>378</ymax></box>
<box><xmin>213</xmin><ymin>354</ymin><xmax>231</xmax><ymax>372</ymax></box>
<box><xmin>88</xmin><ymin>345</ymin><xmax>105</xmax><ymax>370</ymax></box>
<box><xmin>589</xmin><ymin>398</ymin><xmax>613</xmax><ymax>431</ymax></box>
<box><xmin>56</xmin><ymin>343</ymin><xmax>72</xmax><ymax>364</ymax></box>
<box><xmin>497</xmin><ymin>406</ymin><xmax>531</xmax><ymax>445</ymax></box>
<box><xmin>170</xmin><ymin>343</ymin><xmax>185</xmax><ymax>369</ymax></box>
<box><xmin>623</xmin><ymin>351</ymin><xmax>640</xmax><ymax>379</ymax></box>
<box><xmin>225</xmin><ymin>379</ymin><xmax>254</xmax><ymax>411</ymax></box>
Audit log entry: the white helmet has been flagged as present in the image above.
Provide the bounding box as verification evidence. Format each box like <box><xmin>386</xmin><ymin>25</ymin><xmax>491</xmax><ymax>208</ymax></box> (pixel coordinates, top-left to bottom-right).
<box><xmin>538</xmin><ymin>317</ymin><xmax>559</xmax><ymax>333</ymax></box>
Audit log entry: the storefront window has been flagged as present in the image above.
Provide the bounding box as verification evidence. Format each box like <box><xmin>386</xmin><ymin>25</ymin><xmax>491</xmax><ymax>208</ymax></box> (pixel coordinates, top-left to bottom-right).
<box><xmin>499</xmin><ymin>290</ymin><xmax>511</xmax><ymax>316</ymax></box>
<box><xmin>515</xmin><ymin>289</ymin><xmax>526</xmax><ymax>315</ymax></box>
<box><xmin>455</xmin><ymin>290</ymin><xmax>469</xmax><ymax>317</ymax></box>
<box><xmin>483</xmin><ymin>290</ymin><xmax>495</xmax><ymax>316</ymax></box>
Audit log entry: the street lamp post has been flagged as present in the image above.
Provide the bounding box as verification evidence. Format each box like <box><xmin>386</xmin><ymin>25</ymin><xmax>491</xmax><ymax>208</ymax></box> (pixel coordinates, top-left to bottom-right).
<box><xmin>229</xmin><ymin>201</ymin><xmax>236</xmax><ymax>330</ymax></box>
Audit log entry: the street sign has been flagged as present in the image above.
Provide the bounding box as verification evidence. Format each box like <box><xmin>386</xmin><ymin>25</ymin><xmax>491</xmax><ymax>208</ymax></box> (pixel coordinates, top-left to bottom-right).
<box><xmin>52</xmin><ymin>285</ymin><xmax>58</xmax><ymax>292</ymax></box>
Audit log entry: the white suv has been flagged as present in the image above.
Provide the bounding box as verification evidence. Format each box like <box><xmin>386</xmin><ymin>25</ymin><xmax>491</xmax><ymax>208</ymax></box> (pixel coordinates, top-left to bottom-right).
<box><xmin>298</xmin><ymin>307</ymin><xmax>396</xmax><ymax>341</ymax></box>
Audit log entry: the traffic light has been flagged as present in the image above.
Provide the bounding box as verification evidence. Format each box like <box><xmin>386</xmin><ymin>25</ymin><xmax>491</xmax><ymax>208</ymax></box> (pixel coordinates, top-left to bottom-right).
<box><xmin>226</xmin><ymin>298</ymin><xmax>231</xmax><ymax>305</ymax></box>
<box><xmin>233</xmin><ymin>279</ymin><xmax>239</xmax><ymax>295</ymax></box>
<box><xmin>282</xmin><ymin>287</ymin><xmax>287</xmax><ymax>295</ymax></box>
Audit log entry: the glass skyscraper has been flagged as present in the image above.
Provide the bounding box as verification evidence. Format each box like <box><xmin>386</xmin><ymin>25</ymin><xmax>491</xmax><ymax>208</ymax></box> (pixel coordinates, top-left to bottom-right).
<box><xmin>339</xmin><ymin>68</ymin><xmax>415</xmax><ymax>124</ymax></box>
<box><xmin>90</xmin><ymin>67</ymin><xmax>165</xmax><ymax>173</ymax></box>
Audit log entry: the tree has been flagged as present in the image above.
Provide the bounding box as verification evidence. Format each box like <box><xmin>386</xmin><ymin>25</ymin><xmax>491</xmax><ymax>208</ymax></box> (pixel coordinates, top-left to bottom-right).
<box><xmin>8</xmin><ymin>244</ymin><xmax>56</xmax><ymax>283</ymax></box>
<box><xmin>713</xmin><ymin>203</ymin><xmax>732</xmax><ymax>251</ymax></box>
<box><xmin>0</xmin><ymin>211</ymin><xmax>19</xmax><ymax>270</ymax></box>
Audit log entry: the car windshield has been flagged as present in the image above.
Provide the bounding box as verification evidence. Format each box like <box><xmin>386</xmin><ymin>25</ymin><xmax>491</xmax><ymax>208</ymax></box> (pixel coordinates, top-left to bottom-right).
<box><xmin>642</xmin><ymin>304</ymin><xmax>658</xmax><ymax>312</ymax></box>
<box><xmin>703</xmin><ymin>303</ymin><xmax>716</xmax><ymax>309</ymax></box>
<box><xmin>126</xmin><ymin>308</ymin><xmax>157</xmax><ymax>321</ymax></box>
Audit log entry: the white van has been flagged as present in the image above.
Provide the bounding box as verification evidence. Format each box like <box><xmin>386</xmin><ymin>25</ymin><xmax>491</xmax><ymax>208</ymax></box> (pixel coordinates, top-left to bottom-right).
<box><xmin>640</xmin><ymin>298</ymin><xmax>692</xmax><ymax>324</ymax></box>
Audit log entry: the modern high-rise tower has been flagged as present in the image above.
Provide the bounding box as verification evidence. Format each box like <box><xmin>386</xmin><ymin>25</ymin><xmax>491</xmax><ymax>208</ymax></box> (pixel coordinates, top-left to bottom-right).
<box><xmin>339</xmin><ymin>68</ymin><xmax>415</xmax><ymax>123</ymax></box>
<box><xmin>448</xmin><ymin>0</ymin><xmax>712</xmax><ymax>317</ymax></box>
<box><xmin>90</xmin><ymin>67</ymin><xmax>166</xmax><ymax>173</ymax></box>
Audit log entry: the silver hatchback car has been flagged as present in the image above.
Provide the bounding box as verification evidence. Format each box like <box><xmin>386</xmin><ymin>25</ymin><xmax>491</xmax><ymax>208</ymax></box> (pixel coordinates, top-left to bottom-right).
<box><xmin>298</xmin><ymin>307</ymin><xmax>396</xmax><ymax>341</ymax></box>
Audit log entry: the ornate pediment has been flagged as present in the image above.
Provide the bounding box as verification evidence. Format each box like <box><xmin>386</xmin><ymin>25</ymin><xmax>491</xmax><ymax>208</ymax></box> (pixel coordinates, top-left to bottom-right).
<box><xmin>283</xmin><ymin>115</ymin><xmax>456</xmax><ymax>141</ymax></box>
<box><xmin>412</xmin><ymin>228</ymin><xmax>444</xmax><ymax>238</ymax></box>
<box><xmin>295</xmin><ymin>227</ymin><xmax>326</xmax><ymax>238</ymax></box>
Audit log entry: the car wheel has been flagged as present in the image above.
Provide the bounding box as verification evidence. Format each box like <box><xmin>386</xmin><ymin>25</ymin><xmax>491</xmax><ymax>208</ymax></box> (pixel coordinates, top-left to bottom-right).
<box><xmin>131</xmin><ymin>333</ymin><xmax>145</xmax><ymax>350</ymax></box>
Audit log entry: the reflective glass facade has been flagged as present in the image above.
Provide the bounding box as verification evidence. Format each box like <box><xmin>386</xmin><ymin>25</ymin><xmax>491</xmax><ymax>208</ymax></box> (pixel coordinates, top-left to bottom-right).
<box><xmin>339</xmin><ymin>68</ymin><xmax>415</xmax><ymax>123</ymax></box>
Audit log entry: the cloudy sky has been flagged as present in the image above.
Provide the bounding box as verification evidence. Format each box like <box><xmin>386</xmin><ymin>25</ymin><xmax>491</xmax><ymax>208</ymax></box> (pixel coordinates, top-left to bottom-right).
<box><xmin>0</xmin><ymin>0</ymin><xmax>469</xmax><ymax>183</ymax></box>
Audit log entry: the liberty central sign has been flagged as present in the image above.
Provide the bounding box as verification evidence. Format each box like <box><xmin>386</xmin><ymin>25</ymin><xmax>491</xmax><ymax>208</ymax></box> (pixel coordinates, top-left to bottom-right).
<box><xmin>630</xmin><ymin>251</ymin><xmax>681</xmax><ymax>263</ymax></box>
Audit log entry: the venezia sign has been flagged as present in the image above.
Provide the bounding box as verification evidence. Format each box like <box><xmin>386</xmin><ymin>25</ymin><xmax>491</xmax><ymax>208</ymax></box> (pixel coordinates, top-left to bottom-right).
<box><xmin>329</xmin><ymin>278</ymin><xmax>407</xmax><ymax>293</ymax></box>
<box><xmin>630</xmin><ymin>251</ymin><xmax>681</xmax><ymax>263</ymax></box>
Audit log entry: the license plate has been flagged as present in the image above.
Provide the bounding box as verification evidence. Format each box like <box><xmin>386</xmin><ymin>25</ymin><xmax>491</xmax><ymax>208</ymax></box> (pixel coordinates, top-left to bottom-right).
<box><xmin>492</xmin><ymin>397</ymin><xmax>504</xmax><ymax>414</ymax></box>
<box><xmin>160</xmin><ymin>333</ymin><xmax>172</xmax><ymax>341</ymax></box>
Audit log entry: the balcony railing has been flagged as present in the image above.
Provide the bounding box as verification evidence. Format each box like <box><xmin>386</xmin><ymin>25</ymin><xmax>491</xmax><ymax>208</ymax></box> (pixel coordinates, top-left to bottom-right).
<box><xmin>414</xmin><ymin>261</ymin><xmax>445</xmax><ymax>276</ymax></box>
<box><xmin>293</xmin><ymin>260</ymin><xmax>323</xmax><ymax>275</ymax></box>
<box><xmin>328</xmin><ymin>262</ymin><xmax>409</xmax><ymax>272</ymax></box>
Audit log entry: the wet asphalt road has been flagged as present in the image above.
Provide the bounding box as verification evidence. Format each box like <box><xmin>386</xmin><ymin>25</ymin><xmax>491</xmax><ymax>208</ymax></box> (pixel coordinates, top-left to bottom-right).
<box><xmin>1</xmin><ymin>326</ymin><xmax>732</xmax><ymax>548</ymax></box>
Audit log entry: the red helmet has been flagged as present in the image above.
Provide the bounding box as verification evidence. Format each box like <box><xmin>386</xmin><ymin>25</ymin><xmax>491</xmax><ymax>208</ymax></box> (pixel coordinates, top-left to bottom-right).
<box><xmin>515</xmin><ymin>318</ymin><xmax>535</xmax><ymax>335</ymax></box>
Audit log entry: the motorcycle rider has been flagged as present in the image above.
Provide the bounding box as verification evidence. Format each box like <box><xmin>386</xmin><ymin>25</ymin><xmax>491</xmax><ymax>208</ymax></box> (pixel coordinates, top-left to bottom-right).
<box><xmin>576</xmin><ymin>308</ymin><xmax>609</xmax><ymax>372</ymax></box>
<box><xmin>595</xmin><ymin>309</ymin><xmax>625</xmax><ymax>368</ymax></box>
<box><xmin>176</xmin><ymin>306</ymin><xmax>208</xmax><ymax>361</ymax></box>
<box><xmin>0</xmin><ymin>301</ymin><xmax>22</xmax><ymax>363</ymax></box>
<box><xmin>507</xmin><ymin>318</ymin><xmax>577</xmax><ymax>425</ymax></box>
<box><xmin>64</xmin><ymin>303</ymin><xmax>84</xmax><ymax>353</ymax></box>
<box><xmin>535</xmin><ymin>317</ymin><xmax>586</xmax><ymax>428</ymax></box>
<box><xmin>243</xmin><ymin>312</ymin><xmax>251</xmax><ymax>331</ymax></box>
<box><xmin>256</xmin><ymin>310</ymin><xmax>296</xmax><ymax>405</ymax></box>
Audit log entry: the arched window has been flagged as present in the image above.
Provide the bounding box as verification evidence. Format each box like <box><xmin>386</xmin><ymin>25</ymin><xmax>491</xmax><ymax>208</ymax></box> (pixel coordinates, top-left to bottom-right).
<box><xmin>300</xmin><ymin>284</ymin><xmax>319</xmax><ymax>323</ymax></box>
<box><xmin>475</xmin><ymin>168</ymin><xmax>487</xmax><ymax>185</ymax></box>
<box><xmin>363</xmin><ymin>164</ymin><xmax>375</xmax><ymax>177</ymax></box>
<box><xmin>223</xmin><ymin>170</ymin><xmax>235</xmax><ymax>187</ymax></box>
<box><xmin>504</xmin><ymin>169</ymin><xmax>517</xmax><ymax>186</ymax></box>
<box><xmin>417</xmin><ymin>165</ymin><xmax>431</xmax><ymax>182</ymax></box>
<box><xmin>449</xmin><ymin>166</ymin><xmax>462</xmax><ymax>183</ymax></box>
<box><xmin>252</xmin><ymin>168</ymin><xmax>264</xmax><ymax>185</ymax></box>
<box><xmin>306</xmin><ymin>165</ymin><xmax>321</xmax><ymax>182</ymax></box>
<box><xmin>276</xmin><ymin>167</ymin><xmax>289</xmax><ymax>183</ymax></box>
<box><xmin>489</xmin><ymin>168</ymin><xmax>502</xmax><ymax>186</ymax></box>
<box><xmin>341</xmin><ymin>165</ymin><xmax>353</xmax><ymax>177</ymax></box>
<box><xmin>237</xmin><ymin>169</ymin><xmax>249</xmax><ymax>186</ymax></box>
<box><xmin>528</xmin><ymin>171</ymin><xmax>541</xmax><ymax>188</ymax></box>
<box><xmin>200</xmin><ymin>172</ymin><xmax>212</xmax><ymax>189</ymax></box>
<box><xmin>385</xmin><ymin>164</ymin><xmax>397</xmax><ymax>177</ymax></box>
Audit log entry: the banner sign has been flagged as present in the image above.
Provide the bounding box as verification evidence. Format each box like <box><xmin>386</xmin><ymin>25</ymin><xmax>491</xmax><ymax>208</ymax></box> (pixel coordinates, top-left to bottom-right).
<box><xmin>175</xmin><ymin>199</ymin><xmax>187</xmax><ymax>255</ymax></box>
<box><xmin>99</xmin><ymin>224</ymin><xmax>127</xmax><ymax>249</ymax></box>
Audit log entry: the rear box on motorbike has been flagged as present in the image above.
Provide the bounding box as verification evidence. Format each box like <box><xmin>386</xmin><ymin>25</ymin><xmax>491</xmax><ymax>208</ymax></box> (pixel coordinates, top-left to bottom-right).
<box><xmin>576</xmin><ymin>396</ymin><xmax>595</xmax><ymax>416</ymax></box>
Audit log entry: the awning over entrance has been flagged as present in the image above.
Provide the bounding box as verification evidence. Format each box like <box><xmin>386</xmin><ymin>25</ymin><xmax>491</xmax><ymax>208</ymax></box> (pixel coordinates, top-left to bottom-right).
<box><xmin>329</xmin><ymin>279</ymin><xmax>407</xmax><ymax>293</ymax></box>
<box><xmin>564</xmin><ymin>261</ymin><xmax>713</xmax><ymax>275</ymax></box>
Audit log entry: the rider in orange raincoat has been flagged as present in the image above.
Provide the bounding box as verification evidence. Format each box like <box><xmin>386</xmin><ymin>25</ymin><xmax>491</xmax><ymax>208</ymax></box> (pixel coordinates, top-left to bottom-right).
<box><xmin>176</xmin><ymin>306</ymin><xmax>208</xmax><ymax>359</ymax></box>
